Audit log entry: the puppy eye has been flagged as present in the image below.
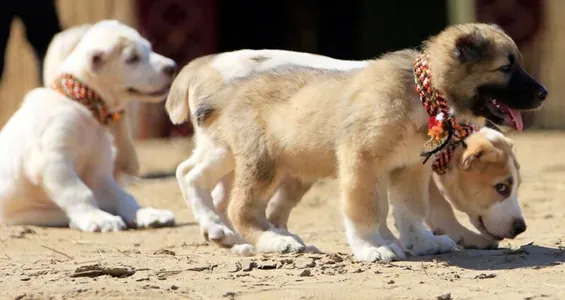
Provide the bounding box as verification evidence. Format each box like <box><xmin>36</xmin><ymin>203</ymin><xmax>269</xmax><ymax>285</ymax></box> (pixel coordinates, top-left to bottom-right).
<box><xmin>497</xmin><ymin>64</ymin><xmax>512</xmax><ymax>73</ymax></box>
<box><xmin>494</xmin><ymin>183</ymin><xmax>510</xmax><ymax>196</ymax></box>
<box><xmin>126</xmin><ymin>54</ymin><xmax>140</xmax><ymax>64</ymax></box>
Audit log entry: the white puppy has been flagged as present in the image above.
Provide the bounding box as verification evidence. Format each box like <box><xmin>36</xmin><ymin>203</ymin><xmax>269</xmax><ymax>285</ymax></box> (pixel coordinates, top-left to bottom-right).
<box><xmin>42</xmin><ymin>23</ymin><xmax>141</xmax><ymax>184</ymax></box>
<box><xmin>0</xmin><ymin>20</ymin><xmax>177</xmax><ymax>232</ymax></box>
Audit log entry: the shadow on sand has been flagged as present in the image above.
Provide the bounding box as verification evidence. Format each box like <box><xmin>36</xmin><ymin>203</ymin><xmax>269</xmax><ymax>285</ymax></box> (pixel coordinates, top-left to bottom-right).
<box><xmin>408</xmin><ymin>243</ymin><xmax>565</xmax><ymax>271</ymax></box>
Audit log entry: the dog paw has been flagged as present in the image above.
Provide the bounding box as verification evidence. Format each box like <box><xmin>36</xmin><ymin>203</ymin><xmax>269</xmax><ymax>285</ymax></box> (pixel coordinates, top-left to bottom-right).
<box><xmin>458</xmin><ymin>232</ymin><xmax>499</xmax><ymax>250</ymax></box>
<box><xmin>255</xmin><ymin>231</ymin><xmax>305</xmax><ymax>253</ymax></box>
<box><xmin>403</xmin><ymin>232</ymin><xmax>458</xmax><ymax>256</ymax></box>
<box><xmin>70</xmin><ymin>210</ymin><xmax>126</xmax><ymax>232</ymax></box>
<box><xmin>352</xmin><ymin>242</ymin><xmax>407</xmax><ymax>262</ymax></box>
<box><xmin>135</xmin><ymin>207</ymin><xmax>175</xmax><ymax>228</ymax></box>
<box><xmin>201</xmin><ymin>222</ymin><xmax>245</xmax><ymax>247</ymax></box>
<box><xmin>231</xmin><ymin>244</ymin><xmax>256</xmax><ymax>257</ymax></box>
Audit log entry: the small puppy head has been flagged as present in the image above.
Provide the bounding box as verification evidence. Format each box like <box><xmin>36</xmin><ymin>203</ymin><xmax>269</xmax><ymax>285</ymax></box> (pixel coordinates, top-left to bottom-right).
<box><xmin>424</xmin><ymin>23</ymin><xmax>547</xmax><ymax>132</ymax></box>
<box><xmin>68</xmin><ymin>20</ymin><xmax>177</xmax><ymax>107</ymax></box>
<box><xmin>435</xmin><ymin>127</ymin><xmax>524</xmax><ymax>241</ymax></box>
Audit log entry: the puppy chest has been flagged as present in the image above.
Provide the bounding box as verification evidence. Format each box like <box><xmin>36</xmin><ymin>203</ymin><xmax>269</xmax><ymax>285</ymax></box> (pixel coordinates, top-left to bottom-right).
<box><xmin>387</xmin><ymin>135</ymin><xmax>428</xmax><ymax>169</ymax></box>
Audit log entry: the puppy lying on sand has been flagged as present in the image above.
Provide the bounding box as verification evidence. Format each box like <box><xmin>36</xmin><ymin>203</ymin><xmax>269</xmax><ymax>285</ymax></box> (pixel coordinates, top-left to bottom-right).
<box><xmin>166</xmin><ymin>48</ymin><xmax>523</xmax><ymax>256</ymax></box>
<box><xmin>0</xmin><ymin>20</ymin><xmax>177</xmax><ymax>232</ymax></box>
<box><xmin>167</xmin><ymin>23</ymin><xmax>545</xmax><ymax>261</ymax></box>
<box><xmin>43</xmin><ymin>23</ymin><xmax>139</xmax><ymax>182</ymax></box>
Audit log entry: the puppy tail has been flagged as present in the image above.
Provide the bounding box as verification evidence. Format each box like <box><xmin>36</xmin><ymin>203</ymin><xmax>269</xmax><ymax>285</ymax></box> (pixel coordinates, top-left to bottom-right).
<box><xmin>165</xmin><ymin>63</ymin><xmax>192</xmax><ymax>125</ymax></box>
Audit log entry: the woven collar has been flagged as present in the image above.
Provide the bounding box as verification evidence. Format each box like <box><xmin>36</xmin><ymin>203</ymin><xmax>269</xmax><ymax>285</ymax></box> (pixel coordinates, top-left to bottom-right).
<box><xmin>413</xmin><ymin>54</ymin><xmax>478</xmax><ymax>175</ymax></box>
<box><xmin>51</xmin><ymin>73</ymin><xmax>124</xmax><ymax>125</ymax></box>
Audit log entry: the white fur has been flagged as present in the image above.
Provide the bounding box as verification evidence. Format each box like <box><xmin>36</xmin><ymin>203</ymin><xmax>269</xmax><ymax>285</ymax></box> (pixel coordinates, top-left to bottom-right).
<box><xmin>0</xmin><ymin>20</ymin><xmax>176</xmax><ymax>231</ymax></box>
<box><xmin>175</xmin><ymin>133</ymin><xmax>244</xmax><ymax>245</ymax></box>
<box><xmin>210</xmin><ymin>49</ymin><xmax>369</xmax><ymax>82</ymax></box>
<box><xmin>344</xmin><ymin>218</ymin><xmax>407</xmax><ymax>262</ymax></box>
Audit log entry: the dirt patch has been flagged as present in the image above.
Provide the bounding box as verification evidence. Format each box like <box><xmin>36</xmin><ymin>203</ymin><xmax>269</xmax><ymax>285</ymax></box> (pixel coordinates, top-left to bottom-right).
<box><xmin>2</xmin><ymin>132</ymin><xmax>565</xmax><ymax>299</ymax></box>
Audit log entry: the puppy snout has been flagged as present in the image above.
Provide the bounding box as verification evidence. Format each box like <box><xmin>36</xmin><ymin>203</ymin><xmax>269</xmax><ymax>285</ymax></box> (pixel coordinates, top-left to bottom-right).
<box><xmin>162</xmin><ymin>63</ymin><xmax>177</xmax><ymax>77</ymax></box>
<box><xmin>511</xmin><ymin>218</ymin><xmax>527</xmax><ymax>238</ymax></box>
<box><xmin>536</xmin><ymin>87</ymin><xmax>548</xmax><ymax>101</ymax></box>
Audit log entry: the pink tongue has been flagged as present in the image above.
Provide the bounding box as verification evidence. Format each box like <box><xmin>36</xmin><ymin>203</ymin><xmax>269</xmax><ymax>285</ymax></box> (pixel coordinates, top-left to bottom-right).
<box><xmin>508</xmin><ymin>108</ymin><xmax>523</xmax><ymax>132</ymax></box>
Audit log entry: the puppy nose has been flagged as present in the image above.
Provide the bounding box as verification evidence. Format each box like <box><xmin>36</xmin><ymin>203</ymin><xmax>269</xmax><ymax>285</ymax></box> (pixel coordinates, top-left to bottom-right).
<box><xmin>512</xmin><ymin>218</ymin><xmax>527</xmax><ymax>237</ymax></box>
<box><xmin>536</xmin><ymin>88</ymin><xmax>548</xmax><ymax>101</ymax></box>
<box><xmin>162</xmin><ymin>63</ymin><xmax>177</xmax><ymax>77</ymax></box>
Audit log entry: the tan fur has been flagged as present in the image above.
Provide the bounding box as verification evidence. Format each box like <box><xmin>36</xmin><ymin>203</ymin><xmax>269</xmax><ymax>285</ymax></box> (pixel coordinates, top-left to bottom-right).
<box><xmin>209</xmin><ymin>51</ymin><xmax>426</xmax><ymax>253</ymax></box>
<box><xmin>164</xmin><ymin>54</ymin><xmax>219</xmax><ymax>125</ymax></box>
<box><xmin>264</xmin><ymin>128</ymin><xmax>519</xmax><ymax>250</ymax></box>
<box><xmin>424</xmin><ymin>23</ymin><xmax>520</xmax><ymax>117</ymax></box>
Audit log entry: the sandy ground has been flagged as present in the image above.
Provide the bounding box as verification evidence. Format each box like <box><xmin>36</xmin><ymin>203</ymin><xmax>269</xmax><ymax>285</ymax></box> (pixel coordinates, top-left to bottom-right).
<box><xmin>2</xmin><ymin>131</ymin><xmax>565</xmax><ymax>300</ymax></box>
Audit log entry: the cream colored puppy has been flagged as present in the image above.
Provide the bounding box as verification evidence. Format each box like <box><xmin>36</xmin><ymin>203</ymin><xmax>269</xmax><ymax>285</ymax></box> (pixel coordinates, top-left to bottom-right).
<box><xmin>43</xmin><ymin>23</ymin><xmax>139</xmax><ymax>182</ymax></box>
<box><xmin>0</xmin><ymin>20</ymin><xmax>177</xmax><ymax>232</ymax></box>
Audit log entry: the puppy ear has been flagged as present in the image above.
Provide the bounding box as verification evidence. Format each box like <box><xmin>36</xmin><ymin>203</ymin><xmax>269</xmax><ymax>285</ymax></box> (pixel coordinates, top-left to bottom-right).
<box><xmin>504</xmin><ymin>137</ymin><xmax>516</xmax><ymax>153</ymax></box>
<box><xmin>88</xmin><ymin>49</ymin><xmax>108</xmax><ymax>71</ymax></box>
<box><xmin>504</xmin><ymin>136</ymin><xmax>521</xmax><ymax>170</ymax></box>
<box><xmin>165</xmin><ymin>65</ymin><xmax>191</xmax><ymax>124</ymax></box>
<box><xmin>455</xmin><ymin>31</ymin><xmax>488</xmax><ymax>62</ymax></box>
<box><xmin>460</xmin><ymin>139</ymin><xmax>501</xmax><ymax>170</ymax></box>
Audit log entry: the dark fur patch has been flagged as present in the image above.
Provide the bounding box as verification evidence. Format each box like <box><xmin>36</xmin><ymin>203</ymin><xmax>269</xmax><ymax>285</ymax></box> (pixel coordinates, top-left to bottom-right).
<box><xmin>194</xmin><ymin>104</ymin><xmax>215</xmax><ymax>127</ymax></box>
<box><xmin>455</xmin><ymin>31</ymin><xmax>490</xmax><ymax>62</ymax></box>
<box><xmin>250</xmin><ymin>55</ymin><xmax>270</xmax><ymax>63</ymax></box>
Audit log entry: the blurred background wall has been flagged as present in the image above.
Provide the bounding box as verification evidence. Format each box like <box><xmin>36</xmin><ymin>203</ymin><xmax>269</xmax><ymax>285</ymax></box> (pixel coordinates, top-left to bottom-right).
<box><xmin>0</xmin><ymin>0</ymin><xmax>559</xmax><ymax>139</ymax></box>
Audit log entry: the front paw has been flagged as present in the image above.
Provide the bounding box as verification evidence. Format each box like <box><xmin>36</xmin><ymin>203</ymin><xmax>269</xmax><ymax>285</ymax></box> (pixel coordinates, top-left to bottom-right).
<box><xmin>458</xmin><ymin>231</ymin><xmax>499</xmax><ymax>250</ymax></box>
<box><xmin>403</xmin><ymin>231</ymin><xmax>458</xmax><ymax>256</ymax></box>
<box><xmin>70</xmin><ymin>210</ymin><xmax>127</xmax><ymax>232</ymax></box>
<box><xmin>200</xmin><ymin>221</ymin><xmax>245</xmax><ymax>247</ymax></box>
<box><xmin>135</xmin><ymin>207</ymin><xmax>175</xmax><ymax>228</ymax></box>
<box><xmin>352</xmin><ymin>242</ymin><xmax>407</xmax><ymax>262</ymax></box>
<box><xmin>255</xmin><ymin>230</ymin><xmax>305</xmax><ymax>254</ymax></box>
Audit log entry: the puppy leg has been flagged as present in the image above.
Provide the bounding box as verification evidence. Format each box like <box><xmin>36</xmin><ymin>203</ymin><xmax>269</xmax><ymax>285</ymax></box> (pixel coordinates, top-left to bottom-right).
<box><xmin>108</xmin><ymin>113</ymin><xmax>140</xmax><ymax>181</ymax></box>
<box><xmin>176</xmin><ymin>147</ymin><xmax>244</xmax><ymax>247</ymax></box>
<box><xmin>213</xmin><ymin>174</ymin><xmax>312</xmax><ymax>230</ymax></box>
<box><xmin>377</xmin><ymin>182</ymin><xmax>396</xmax><ymax>243</ymax></box>
<box><xmin>389</xmin><ymin>164</ymin><xmax>457</xmax><ymax>256</ymax></box>
<box><xmin>266</xmin><ymin>176</ymin><xmax>312</xmax><ymax>230</ymax></box>
<box><xmin>426</xmin><ymin>180</ymin><xmax>498</xmax><ymax>249</ymax></box>
<box><xmin>228</xmin><ymin>159</ymin><xmax>305</xmax><ymax>254</ymax></box>
<box><xmin>214</xmin><ymin>174</ymin><xmax>314</xmax><ymax>256</ymax></box>
<box><xmin>211</xmin><ymin>171</ymin><xmax>234</xmax><ymax>226</ymax></box>
<box><xmin>40</xmin><ymin>156</ymin><xmax>126</xmax><ymax>232</ymax></box>
<box><xmin>93</xmin><ymin>174</ymin><xmax>175</xmax><ymax>228</ymax></box>
<box><xmin>339</xmin><ymin>152</ymin><xmax>405</xmax><ymax>262</ymax></box>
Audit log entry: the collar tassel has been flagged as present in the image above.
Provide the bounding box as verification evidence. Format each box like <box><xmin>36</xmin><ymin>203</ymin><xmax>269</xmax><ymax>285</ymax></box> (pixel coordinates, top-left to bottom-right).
<box><xmin>413</xmin><ymin>54</ymin><xmax>477</xmax><ymax>175</ymax></box>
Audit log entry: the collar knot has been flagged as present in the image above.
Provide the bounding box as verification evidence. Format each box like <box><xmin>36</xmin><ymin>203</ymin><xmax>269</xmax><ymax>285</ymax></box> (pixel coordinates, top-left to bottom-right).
<box><xmin>413</xmin><ymin>54</ymin><xmax>477</xmax><ymax>174</ymax></box>
<box><xmin>51</xmin><ymin>73</ymin><xmax>124</xmax><ymax>125</ymax></box>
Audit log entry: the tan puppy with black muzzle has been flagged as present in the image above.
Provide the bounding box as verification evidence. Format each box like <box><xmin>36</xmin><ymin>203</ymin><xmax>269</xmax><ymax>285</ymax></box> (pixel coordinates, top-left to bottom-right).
<box><xmin>165</xmin><ymin>49</ymin><xmax>517</xmax><ymax>254</ymax></box>
<box><xmin>167</xmin><ymin>23</ymin><xmax>545</xmax><ymax>262</ymax></box>
<box><xmin>0</xmin><ymin>20</ymin><xmax>177</xmax><ymax>232</ymax></box>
